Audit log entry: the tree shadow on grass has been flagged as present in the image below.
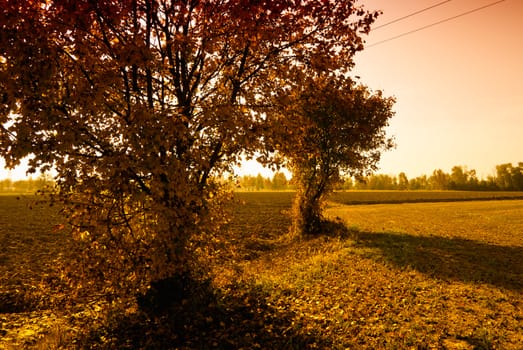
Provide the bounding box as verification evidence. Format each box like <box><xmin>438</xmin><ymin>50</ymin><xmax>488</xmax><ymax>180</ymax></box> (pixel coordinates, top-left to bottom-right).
<box><xmin>0</xmin><ymin>290</ymin><xmax>40</xmax><ymax>314</ymax></box>
<box><xmin>77</xmin><ymin>278</ymin><xmax>330</xmax><ymax>349</ymax></box>
<box><xmin>352</xmin><ymin>230</ymin><xmax>523</xmax><ymax>292</ymax></box>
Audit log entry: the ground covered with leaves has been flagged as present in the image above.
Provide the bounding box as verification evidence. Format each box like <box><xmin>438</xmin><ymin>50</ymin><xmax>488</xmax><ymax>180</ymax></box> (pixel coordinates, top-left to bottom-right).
<box><xmin>0</xmin><ymin>192</ymin><xmax>522</xmax><ymax>349</ymax></box>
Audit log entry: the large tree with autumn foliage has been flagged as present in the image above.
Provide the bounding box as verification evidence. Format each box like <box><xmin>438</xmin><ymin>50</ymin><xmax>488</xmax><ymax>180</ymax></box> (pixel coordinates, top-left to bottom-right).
<box><xmin>0</xmin><ymin>0</ymin><xmax>379</xmax><ymax>297</ymax></box>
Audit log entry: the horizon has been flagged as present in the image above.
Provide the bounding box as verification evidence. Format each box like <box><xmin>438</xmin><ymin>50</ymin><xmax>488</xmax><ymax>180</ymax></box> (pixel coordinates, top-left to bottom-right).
<box><xmin>234</xmin><ymin>158</ymin><xmax>516</xmax><ymax>181</ymax></box>
<box><xmin>1</xmin><ymin>157</ymin><xmax>521</xmax><ymax>182</ymax></box>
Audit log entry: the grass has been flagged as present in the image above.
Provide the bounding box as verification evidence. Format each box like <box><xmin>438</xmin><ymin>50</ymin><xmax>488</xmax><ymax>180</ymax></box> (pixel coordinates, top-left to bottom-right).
<box><xmin>330</xmin><ymin>190</ymin><xmax>523</xmax><ymax>205</ymax></box>
<box><xmin>1</xmin><ymin>192</ymin><xmax>522</xmax><ymax>348</ymax></box>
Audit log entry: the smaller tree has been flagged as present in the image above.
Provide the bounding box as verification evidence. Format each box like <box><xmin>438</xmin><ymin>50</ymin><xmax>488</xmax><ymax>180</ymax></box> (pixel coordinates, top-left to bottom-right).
<box><xmin>276</xmin><ymin>76</ymin><xmax>394</xmax><ymax>235</ymax></box>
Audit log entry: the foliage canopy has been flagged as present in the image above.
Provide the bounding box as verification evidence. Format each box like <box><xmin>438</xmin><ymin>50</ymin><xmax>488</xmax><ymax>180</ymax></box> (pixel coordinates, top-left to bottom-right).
<box><xmin>0</xmin><ymin>0</ymin><xmax>379</xmax><ymax>296</ymax></box>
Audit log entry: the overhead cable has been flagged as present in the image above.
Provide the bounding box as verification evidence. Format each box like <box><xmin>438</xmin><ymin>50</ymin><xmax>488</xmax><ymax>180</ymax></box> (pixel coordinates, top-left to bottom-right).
<box><xmin>367</xmin><ymin>0</ymin><xmax>506</xmax><ymax>48</ymax></box>
<box><xmin>372</xmin><ymin>0</ymin><xmax>453</xmax><ymax>31</ymax></box>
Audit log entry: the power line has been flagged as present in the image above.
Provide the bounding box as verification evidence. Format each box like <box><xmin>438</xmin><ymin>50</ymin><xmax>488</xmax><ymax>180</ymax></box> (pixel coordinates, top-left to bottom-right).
<box><xmin>367</xmin><ymin>0</ymin><xmax>506</xmax><ymax>48</ymax></box>
<box><xmin>372</xmin><ymin>0</ymin><xmax>453</xmax><ymax>31</ymax></box>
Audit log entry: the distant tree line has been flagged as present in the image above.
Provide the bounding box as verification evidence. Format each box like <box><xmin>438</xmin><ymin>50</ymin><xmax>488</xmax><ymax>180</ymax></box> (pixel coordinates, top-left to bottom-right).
<box><xmin>236</xmin><ymin>172</ymin><xmax>294</xmax><ymax>191</ymax></box>
<box><xmin>0</xmin><ymin>176</ymin><xmax>54</xmax><ymax>193</ymax></box>
<box><xmin>347</xmin><ymin>163</ymin><xmax>523</xmax><ymax>191</ymax></box>
<box><xmin>236</xmin><ymin>163</ymin><xmax>523</xmax><ymax>192</ymax></box>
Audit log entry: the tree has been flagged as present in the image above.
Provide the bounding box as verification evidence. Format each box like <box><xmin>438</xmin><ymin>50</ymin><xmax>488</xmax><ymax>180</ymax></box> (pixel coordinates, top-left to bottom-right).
<box><xmin>276</xmin><ymin>76</ymin><xmax>394</xmax><ymax>235</ymax></box>
<box><xmin>271</xmin><ymin>171</ymin><xmax>287</xmax><ymax>190</ymax></box>
<box><xmin>398</xmin><ymin>172</ymin><xmax>409</xmax><ymax>190</ymax></box>
<box><xmin>340</xmin><ymin>177</ymin><xmax>354</xmax><ymax>191</ymax></box>
<box><xmin>449</xmin><ymin>166</ymin><xmax>468</xmax><ymax>190</ymax></box>
<box><xmin>495</xmin><ymin>163</ymin><xmax>523</xmax><ymax>191</ymax></box>
<box><xmin>366</xmin><ymin>174</ymin><xmax>396</xmax><ymax>190</ymax></box>
<box><xmin>0</xmin><ymin>0</ymin><xmax>379</xmax><ymax>299</ymax></box>
<box><xmin>241</xmin><ymin>175</ymin><xmax>256</xmax><ymax>191</ymax></box>
<box><xmin>495</xmin><ymin>163</ymin><xmax>514</xmax><ymax>190</ymax></box>
<box><xmin>255</xmin><ymin>173</ymin><xmax>265</xmax><ymax>191</ymax></box>
<box><xmin>408</xmin><ymin>175</ymin><xmax>428</xmax><ymax>190</ymax></box>
<box><xmin>0</xmin><ymin>178</ymin><xmax>12</xmax><ymax>192</ymax></box>
<box><xmin>429</xmin><ymin>169</ymin><xmax>450</xmax><ymax>190</ymax></box>
<box><xmin>466</xmin><ymin>168</ymin><xmax>479</xmax><ymax>190</ymax></box>
<box><xmin>513</xmin><ymin>163</ymin><xmax>523</xmax><ymax>190</ymax></box>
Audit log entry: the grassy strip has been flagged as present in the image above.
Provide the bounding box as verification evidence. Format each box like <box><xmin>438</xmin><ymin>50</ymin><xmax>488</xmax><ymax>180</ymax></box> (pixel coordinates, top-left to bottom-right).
<box><xmin>331</xmin><ymin>190</ymin><xmax>523</xmax><ymax>205</ymax></box>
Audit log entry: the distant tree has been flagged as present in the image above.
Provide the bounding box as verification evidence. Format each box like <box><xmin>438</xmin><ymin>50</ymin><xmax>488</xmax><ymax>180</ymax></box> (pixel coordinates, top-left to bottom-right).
<box><xmin>352</xmin><ymin>177</ymin><xmax>368</xmax><ymax>190</ymax></box>
<box><xmin>13</xmin><ymin>178</ymin><xmax>34</xmax><ymax>192</ymax></box>
<box><xmin>367</xmin><ymin>174</ymin><xmax>396</xmax><ymax>190</ymax></box>
<box><xmin>466</xmin><ymin>169</ymin><xmax>479</xmax><ymax>190</ymax></box>
<box><xmin>238</xmin><ymin>175</ymin><xmax>256</xmax><ymax>191</ymax></box>
<box><xmin>271</xmin><ymin>171</ymin><xmax>288</xmax><ymax>190</ymax></box>
<box><xmin>511</xmin><ymin>163</ymin><xmax>523</xmax><ymax>190</ymax></box>
<box><xmin>340</xmin><ymin>177</ymin><xmax>354</xmax><ymax>191</ymax></box>
<box><xmin>0</xmin><ymin>1</ymin><xmax>379</xmax><ymax>300</ymax></box>
<box><xmin>429</xmin><ymin>169</ymin><xmax>450</xmax><ymax>190</ymax></box>
<box><xmin>275</xmin><ymin>76</ymin><xmax>394</xmax><ymax>235</ymax></box>
<box><xmin>449</xmin><ymin>166</ymin><xmax>468</xmax><ymax>190</ymax></box>
<box><xmin>494</xmin><ymin>162</ymin><xmax>523</xmax><ymax>191</ymax></box>
<box><xmin>410</xmin><ymin>175</ymin><xmax>429</xmax><ymax>190</ymax></box>
<box><xmin>496</xmin><ymin>164</ymin><xmax>514</xmax><ymax>190</ymax></box>
<box><xmin>255</xmin><ymin>173</ymin><xmax>265</xmax><ymax>191</ymax></box>
<box><xmin>0</xmin><ymin>178</ymin><xmax>12</xmax><ymax>192</ymax></box>
<box><xmin>398</xmin><ymin>172</ymin><xmax>409</xmax><ymax>190</ymax></box>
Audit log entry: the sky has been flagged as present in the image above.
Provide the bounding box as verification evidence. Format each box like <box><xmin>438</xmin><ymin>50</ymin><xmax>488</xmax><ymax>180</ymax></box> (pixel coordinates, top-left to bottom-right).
<box><xmin>352</xmin><ymin>0</ymin><xmax>523</xmax><ymax>179</ymax></box>
<box><xmin>2</xmin><ymin>0</ymin><xmax>522</xmax><ymax>180</ymax></box>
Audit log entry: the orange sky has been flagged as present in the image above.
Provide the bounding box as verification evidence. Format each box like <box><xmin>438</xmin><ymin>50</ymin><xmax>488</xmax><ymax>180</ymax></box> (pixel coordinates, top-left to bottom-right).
<box><xmin>353</xmin><ymin>0</ymin><xmax>523</xmax><ymax>178</ymax></box>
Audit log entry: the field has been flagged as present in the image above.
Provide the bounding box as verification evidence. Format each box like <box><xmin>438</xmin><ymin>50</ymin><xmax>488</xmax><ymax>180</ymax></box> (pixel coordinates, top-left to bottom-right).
<box><xmin>0</xmin><ymin>191</ymin><xmax>522</xmax><ymax>349</ymax></box>
<box><xmin>330</xmin><ymin>190</ymin><xmax>523</xmax><ymax>204</ymax></box>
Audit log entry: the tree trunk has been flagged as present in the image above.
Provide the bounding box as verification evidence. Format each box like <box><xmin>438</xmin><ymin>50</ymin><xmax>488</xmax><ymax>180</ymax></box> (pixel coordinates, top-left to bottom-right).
<box><xmin>292</xmin><ymin>190</ymin><xmax>323</xmax><ymax>236</ymax></box>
